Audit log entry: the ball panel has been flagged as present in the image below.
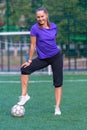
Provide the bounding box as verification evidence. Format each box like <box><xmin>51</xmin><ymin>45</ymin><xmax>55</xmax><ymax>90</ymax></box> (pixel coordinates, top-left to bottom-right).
<box><xmin>11</xmin><ymin>104</ymin><xmax>25</xmax><ymax>117</ymax></box>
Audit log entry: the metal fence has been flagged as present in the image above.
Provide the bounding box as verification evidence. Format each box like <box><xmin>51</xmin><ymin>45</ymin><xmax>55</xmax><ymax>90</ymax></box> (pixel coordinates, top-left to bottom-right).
<box><xmin>0</xmin><ymin>31</ymin><xmax>87</xmax><ymax>72</ymax></box>
<box><xmin>0</xmin><ymin>0</ymin><xmax>87</xmax><ymax>72</ymax></box>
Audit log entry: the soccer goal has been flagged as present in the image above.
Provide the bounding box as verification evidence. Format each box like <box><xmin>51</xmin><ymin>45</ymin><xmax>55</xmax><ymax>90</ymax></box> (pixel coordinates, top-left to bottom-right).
<box><xmin>0</xmin><ymin>31</ymin><xmax>52</xmax><ymax>75</ymax></box>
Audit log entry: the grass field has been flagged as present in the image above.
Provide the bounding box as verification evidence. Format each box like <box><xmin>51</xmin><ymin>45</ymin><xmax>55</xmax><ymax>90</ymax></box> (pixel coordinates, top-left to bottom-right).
<box><xmin>0</xmin><ymin>73</ymin><xmax>87</xmax><ymax>130</ymax></box>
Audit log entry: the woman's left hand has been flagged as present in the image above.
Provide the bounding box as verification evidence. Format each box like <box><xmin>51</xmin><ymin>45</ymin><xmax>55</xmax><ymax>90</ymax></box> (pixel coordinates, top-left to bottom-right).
<box><xmin>21</xmin><ymin>62</ymin><xmax>31</xmax><ymax>68</ymax></box>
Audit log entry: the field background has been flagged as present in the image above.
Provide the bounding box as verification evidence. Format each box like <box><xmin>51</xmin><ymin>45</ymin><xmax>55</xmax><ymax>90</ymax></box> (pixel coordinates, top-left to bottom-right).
<box><xmin>0</xmin><ymin>73</ymin><xmax>87</xmax><ymax>130</ymax></box>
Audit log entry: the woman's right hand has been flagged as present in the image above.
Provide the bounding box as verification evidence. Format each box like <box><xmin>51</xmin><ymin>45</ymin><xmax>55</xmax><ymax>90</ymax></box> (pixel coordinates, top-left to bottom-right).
<box><xmin>21</xmin><ymin>62</ymin><xmax>31</xmax><ymax>68</ymax></box>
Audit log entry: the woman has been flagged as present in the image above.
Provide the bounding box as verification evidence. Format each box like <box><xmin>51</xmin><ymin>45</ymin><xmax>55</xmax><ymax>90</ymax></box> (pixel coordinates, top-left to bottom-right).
<box><xmin>17</xmin><ymin>7</ymin><xmax>63</xmax><ymax>115</ymax></box>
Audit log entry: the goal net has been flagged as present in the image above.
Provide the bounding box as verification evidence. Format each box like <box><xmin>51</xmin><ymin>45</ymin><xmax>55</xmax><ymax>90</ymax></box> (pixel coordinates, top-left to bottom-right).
<box><xmin>0</xmin><ymin>32</ymin><xmax>52</xmax><ymax>75</ymax></box>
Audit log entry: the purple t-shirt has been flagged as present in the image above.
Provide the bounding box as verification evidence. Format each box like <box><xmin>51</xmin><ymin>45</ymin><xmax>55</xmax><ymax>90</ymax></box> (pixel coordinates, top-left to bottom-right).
<box><xmin>30</xmin><ymin>22</ymin><xmax>60</xmax><ymax>59</ymax></box>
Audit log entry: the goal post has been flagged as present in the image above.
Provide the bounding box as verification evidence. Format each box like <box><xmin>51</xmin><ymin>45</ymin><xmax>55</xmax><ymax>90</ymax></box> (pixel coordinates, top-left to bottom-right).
<box><xmin>0</xmin><ymin>31</ymin><xmax>52</xmax><ymax>75</ymax></box>
<box><xmin>0</xmin><ymin>31</ymin><xmax>30</xmax><ymax>36</ymax></box>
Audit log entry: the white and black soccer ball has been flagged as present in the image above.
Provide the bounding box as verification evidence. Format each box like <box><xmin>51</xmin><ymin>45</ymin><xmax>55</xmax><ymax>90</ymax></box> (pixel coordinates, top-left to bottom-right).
<box><xmin>11</xmin><ymin>104</ymin><xmax>25</xmax><ymax>117</ymax></box>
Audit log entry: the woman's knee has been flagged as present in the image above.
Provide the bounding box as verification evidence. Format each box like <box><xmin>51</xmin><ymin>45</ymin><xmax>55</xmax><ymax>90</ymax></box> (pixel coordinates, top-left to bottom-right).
<box><xmin>21</xmin><ymin>67</ymin><xmax>28</xmax><ymax>75</ymax></box>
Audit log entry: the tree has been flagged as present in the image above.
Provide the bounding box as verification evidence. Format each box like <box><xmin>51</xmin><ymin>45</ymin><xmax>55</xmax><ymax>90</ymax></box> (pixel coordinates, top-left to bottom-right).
<box><xmin>0</xmin><ymin>0</ymin><xmax>87</xmax><ymax>44</ymax></box>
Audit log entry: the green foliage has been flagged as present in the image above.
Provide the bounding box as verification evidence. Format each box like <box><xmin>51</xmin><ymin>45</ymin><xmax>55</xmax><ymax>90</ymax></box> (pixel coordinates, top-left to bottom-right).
<box><xmin>78</xmin><ymin>0</ymin><xmax>87</xmax><ymax>9</ymax></box>
<box><xmin>0</xmin><ymin>0</ymin><xmax>87</xmax><ymax>44</ymax></box>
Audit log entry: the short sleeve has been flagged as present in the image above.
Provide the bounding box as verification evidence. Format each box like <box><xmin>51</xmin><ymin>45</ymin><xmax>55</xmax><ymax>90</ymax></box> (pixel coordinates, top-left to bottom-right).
<box><xmin>51</xmin><ymin>23</ymin><xmax>58</xmax><ymax>36</ymax></box>
<box><xmin>30</xmin><ymin>25</ymin><xmax>37</xmax><ymax>36</ymax></box>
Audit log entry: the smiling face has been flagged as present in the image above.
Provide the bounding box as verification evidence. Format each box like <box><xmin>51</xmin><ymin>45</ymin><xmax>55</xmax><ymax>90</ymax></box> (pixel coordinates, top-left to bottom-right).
<box><xmin>36</xmin><ymin>10</ymin><xmax>48</xmax><ymax>27</ymax></box>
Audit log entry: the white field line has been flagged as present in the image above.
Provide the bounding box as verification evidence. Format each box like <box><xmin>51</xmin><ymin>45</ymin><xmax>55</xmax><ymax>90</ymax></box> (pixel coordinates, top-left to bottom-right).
<box><xmin>0</xmin><ymin>80</ymin><xmax>50</xmax><ymax>83</ymax></box>
<box><xmin>0</xmin><ymin>79</ymin><xmax>87</xmax><ymax>84</ymax></box>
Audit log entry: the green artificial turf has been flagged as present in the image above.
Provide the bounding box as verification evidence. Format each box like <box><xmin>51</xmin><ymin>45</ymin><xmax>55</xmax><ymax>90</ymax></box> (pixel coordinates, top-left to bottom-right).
<box><xmin>0</xmin><ymin>73</ymin><xmax>87</xmax><ymax>130</ymax></box>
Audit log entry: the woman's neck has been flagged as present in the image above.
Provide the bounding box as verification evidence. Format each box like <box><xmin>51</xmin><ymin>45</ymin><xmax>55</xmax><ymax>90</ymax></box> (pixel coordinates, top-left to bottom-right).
<box><xmin>39</xmin><ymin>22</ymin><xmax>50</xmax><ymax>29</ymax></box>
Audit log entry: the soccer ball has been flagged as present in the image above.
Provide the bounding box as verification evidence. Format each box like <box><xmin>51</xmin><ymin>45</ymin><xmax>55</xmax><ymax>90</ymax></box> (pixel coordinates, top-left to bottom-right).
<box><xmin>11</xmin><ymin>104</ymin><xmax>25</xmax><ymax>117</ymax></box>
